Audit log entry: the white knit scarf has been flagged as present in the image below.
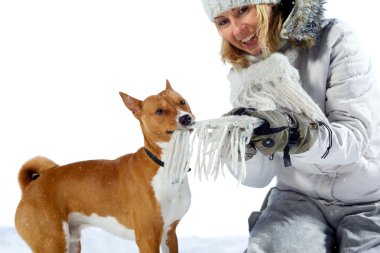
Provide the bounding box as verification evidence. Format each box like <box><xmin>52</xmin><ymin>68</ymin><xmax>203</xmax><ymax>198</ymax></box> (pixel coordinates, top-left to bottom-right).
<box><xmin>164</xmin><ymin>116</ymin><xmax>263</xmax><ymax>184</ymax></box>
<box><xmin>165</xmin><ymin>53</ymin><xmax>328</xmax><ymax>183</ymax></box>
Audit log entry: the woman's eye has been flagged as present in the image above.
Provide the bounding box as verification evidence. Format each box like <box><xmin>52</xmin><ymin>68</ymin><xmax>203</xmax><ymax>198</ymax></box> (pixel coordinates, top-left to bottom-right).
<box><xmin>238</xmin><ymin>6</ymin><xmax>249</xmax><ymax>15</ymax></box>
<box><xmin>217</xmin><ymin>18</ymin><xmax>229</xmax><ymax>26</ymax></box>
<box><xmin>155</xmin><ymin>109</ymin><xmax>164</xmax><ymax>115</ymax></box>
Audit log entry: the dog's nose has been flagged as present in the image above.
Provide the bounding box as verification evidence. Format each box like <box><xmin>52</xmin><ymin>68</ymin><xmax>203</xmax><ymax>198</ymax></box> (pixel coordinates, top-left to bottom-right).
<box><xmin>179</xmin><ymin>114</ymin><xmax>192</xmax><ymax>126</ymax></box>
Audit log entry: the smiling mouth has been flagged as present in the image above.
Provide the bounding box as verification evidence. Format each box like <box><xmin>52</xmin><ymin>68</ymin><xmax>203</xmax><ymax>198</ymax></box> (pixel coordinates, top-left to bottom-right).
<box><xmin>241</xmin><ymin>33</ymin><xmax>257</xmax><ymax>44</ymax></box>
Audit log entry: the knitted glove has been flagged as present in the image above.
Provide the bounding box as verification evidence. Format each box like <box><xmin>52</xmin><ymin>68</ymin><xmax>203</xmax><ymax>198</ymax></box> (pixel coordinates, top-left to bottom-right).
<box><xmin>226</xmin><ymin>107</ymin><xmax>320</xmax><ymax>166</ymax></box>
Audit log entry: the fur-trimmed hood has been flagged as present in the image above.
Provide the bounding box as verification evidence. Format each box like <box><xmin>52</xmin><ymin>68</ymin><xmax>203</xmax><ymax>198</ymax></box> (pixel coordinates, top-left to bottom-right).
<box><xmin>280</xmin><ymin>0</ymin><xmax>326</xmax><ymax>47</ymax></box>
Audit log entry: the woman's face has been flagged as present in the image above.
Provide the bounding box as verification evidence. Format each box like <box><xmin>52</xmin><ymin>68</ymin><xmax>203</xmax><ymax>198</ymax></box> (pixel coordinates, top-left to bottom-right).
<box><xmin>214</xmin><ymin>5</ymin><xmax>263</xmax><ymax>56</ymax></box>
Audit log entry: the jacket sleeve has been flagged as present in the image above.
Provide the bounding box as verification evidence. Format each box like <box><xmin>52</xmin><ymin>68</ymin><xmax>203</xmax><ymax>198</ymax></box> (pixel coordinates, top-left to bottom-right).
<box><xmin>293</xmin><ymin>22</ymin><xmax>376</xmax><ymax>165</ymax></box>
<box><xmin>227</xmin><ymin>151</ymin><xmax>277</xmax><ymax>187</ymax></box>
<box><xmin>227</xmin><ymin>68</ymin><xmax>277</xmax><ymax>187</ymax></box>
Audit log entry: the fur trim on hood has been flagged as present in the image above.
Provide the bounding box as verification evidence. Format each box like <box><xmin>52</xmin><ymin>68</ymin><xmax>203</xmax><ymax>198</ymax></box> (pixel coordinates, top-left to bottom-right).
<box><xmin>280</xmin><ymin>0</ymin><xmax>326</xmax><ymax>47</ymax></box>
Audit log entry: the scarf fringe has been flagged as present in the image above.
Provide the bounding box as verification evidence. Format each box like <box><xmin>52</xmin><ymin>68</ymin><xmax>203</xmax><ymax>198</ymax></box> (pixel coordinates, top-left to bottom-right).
<box><xmin>164</xmin><ymin>116</ymin><xmax>263</xmax><ymax>184</ymax></box>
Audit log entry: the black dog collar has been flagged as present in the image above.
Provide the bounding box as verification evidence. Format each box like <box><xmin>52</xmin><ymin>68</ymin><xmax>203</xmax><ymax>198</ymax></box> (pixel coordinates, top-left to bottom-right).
<box><xmin>144</xmin><ymin>148</ymin><xmax>164</xmax><ymax>167</ymax></box>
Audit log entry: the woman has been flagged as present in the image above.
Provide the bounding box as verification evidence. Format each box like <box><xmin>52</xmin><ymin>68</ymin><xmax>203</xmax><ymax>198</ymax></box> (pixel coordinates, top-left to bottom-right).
<box><xmin>201</xmin><ymin>0</ymin><xmax>380</xmax><ymax>252</ymax></box>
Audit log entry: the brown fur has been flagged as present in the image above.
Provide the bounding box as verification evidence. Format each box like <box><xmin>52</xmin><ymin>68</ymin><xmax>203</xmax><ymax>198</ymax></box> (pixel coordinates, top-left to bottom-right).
<box><xmin>18</xmin><ymin>156</ymin><xmax>58</xmax><ymax>192</ymax></box>
<box><xmin>15</xmin><ymin>80</ymin><xmax>194</xmax><ymax>253</ymax></box>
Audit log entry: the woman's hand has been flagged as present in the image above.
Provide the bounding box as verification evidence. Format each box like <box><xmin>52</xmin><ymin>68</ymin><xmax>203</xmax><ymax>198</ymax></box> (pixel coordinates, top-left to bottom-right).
<box><xmin>250</xmin><ymin>110</ymin><xmax>319</xmax><ymax>155</ymax></box>
<box><xmin>225</xmin><ymin>107</ymin><xmax>320</xmax><ymax>165</ymax></box>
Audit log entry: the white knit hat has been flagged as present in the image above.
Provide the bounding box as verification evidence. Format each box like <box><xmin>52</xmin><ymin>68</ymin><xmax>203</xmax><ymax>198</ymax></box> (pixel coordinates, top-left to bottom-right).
<box><xmin>202</xmin><ymin>0</ymin><xmax>281</xmax><ymax>20</ymax></box>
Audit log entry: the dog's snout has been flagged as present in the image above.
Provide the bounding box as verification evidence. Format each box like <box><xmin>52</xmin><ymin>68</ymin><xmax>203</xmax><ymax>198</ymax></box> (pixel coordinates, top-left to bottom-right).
<box><xmin>179</xmin><ymin>114</ymin><xmax>192</xmax><ymax>126</ymax></box>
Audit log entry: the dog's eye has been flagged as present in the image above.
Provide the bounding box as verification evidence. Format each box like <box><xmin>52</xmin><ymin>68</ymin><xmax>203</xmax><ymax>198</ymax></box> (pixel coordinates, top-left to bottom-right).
<box><xmin>180</xmin><ymin>99</ymin><xmax>186</xmax><ymax>106</ymax></box>
<box><xmin>155</xmin><ymin>109</ymin><xmax>164</xmax><ymax>115</ymax></box>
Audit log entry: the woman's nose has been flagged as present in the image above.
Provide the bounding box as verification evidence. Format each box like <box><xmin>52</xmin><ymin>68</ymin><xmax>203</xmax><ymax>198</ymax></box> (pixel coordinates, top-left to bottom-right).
<box><xmin>231</xmin><ymin>20</ymin><xmax>245</xmax><ymax>37</ymax></box>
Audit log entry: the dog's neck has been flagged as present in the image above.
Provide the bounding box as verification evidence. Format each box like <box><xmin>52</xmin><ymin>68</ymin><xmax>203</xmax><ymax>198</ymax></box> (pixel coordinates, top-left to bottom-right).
<box><xmin>143</xmin><ymin>140</ymin><xmax>169</xmax><ymax>165</ymax></box>
<box><xmin>144</xmin><ymin>148</ymin><xmax>164</xmax><ymax>167</ymax></box>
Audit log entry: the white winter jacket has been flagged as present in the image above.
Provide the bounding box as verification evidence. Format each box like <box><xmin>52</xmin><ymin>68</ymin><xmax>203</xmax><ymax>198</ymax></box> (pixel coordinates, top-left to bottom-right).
<box><xmin>229</xmin><ymin>19</ymin><xmax>380</xmax><ymax>204</ymax></box>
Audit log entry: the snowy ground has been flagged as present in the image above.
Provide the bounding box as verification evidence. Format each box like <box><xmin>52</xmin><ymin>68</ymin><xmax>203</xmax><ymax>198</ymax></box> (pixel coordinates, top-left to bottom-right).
<box><xmin>0</xmin><ymin>226</ymin><xmax>248</xmax><ymax>253</ymax></box>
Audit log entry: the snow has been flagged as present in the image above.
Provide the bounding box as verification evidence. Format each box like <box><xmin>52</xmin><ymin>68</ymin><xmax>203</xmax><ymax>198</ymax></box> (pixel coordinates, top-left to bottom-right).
<box><xmin>0</xmin><ymin>226</ymin><xmax>248</xmax><ymax>253</ymax></box>
<box><xmin>1</xmin><ymin>2</ymin><xmax>379</xmax><ymax>252</ymax></box>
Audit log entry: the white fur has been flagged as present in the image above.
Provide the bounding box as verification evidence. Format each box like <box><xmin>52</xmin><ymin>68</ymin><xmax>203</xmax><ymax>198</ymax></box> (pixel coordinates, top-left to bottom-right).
<box><xmin>153</xmin><ymin>143</ymin><xmax>191</xmax><ymax>252</ymax></box>
<box><xmin>63</xmin><ymin>220</ymin><xmax>83</xmax><ymax>253</ymax></box>
<box><xmin>62</xmin><ymin>222</ymin><xmax>70</xmax><ymax>253</ymax></box>
<box><xmin>63</xmin><ymin>212</ymin><xmax>135</xmax><ymax>250</ymax></box>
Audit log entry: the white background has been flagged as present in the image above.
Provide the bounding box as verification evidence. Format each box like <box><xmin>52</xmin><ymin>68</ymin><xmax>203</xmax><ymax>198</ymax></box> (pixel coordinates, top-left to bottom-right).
<box><xmin>1</xmin><ymin>0</ymin><xmax>379</xmax><ymax>239</ymax></box>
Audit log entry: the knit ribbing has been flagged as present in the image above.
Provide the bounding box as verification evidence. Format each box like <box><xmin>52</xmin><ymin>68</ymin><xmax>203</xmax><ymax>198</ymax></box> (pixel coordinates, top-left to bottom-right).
<box><xmin>229</xmin><ymin>53</ymin><xmax>328</xmax><ymax>121</ymax></box>
<box><xmin>202</xmin><ymin>0</ymin><xmax>281</xmax><ymax>20</ymax></box>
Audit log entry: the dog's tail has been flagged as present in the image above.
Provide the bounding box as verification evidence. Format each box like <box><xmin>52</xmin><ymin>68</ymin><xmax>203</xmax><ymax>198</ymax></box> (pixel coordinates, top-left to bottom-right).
<box><xmin>18</xmin><ymin>156</ymin><xmax>58</xmax><ymax>193</ymax></box>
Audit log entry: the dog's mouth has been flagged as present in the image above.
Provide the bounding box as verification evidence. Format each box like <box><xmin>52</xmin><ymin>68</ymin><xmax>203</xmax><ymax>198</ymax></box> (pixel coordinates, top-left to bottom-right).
<box><xmin>166</xmin><ymin>123</ymin><xmax>195</xmax><ymax>135</ymax></box>
<box><xmin>167</xmin><ymin>126</ymin><xmax>195</xmax><ymax>135</ymax></box>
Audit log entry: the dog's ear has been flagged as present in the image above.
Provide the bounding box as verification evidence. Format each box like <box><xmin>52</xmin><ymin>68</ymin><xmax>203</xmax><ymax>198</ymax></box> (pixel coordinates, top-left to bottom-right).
<box><xmin>119</xmin><ymin>92</ymin><xmax>142</xmax><ymax>117</ymax></box>
<box><xmin>166</xmin><ymin>79</ymin><xmax>173</xmax><ymax>90</ymax></box>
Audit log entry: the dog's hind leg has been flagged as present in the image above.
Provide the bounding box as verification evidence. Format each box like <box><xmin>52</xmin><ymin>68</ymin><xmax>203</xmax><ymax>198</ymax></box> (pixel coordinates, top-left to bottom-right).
<box><xmin>15</xmin><ymin>205</ymin><xmax>70</xmax><ymax>253</ymax></box>
<box><xmin>18</xmin><ymin>221</ymin><xmax>69</xmax><ymax>253</ymax></box>
<box><xmin>68</xmin><ymin>241</ymin><xmax>81</xmax><ymax>253</ymax></box>
<box><xmin>67</xmin><ymin>223</ymin><xmax>82</xmax><ymax>253</ymax></box>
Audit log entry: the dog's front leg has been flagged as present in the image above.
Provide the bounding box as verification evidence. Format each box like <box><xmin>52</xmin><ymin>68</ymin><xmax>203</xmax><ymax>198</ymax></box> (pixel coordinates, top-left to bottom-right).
<box><xmin>136</xmin><ymin>238</ymin><xmax>161</xmax><ymax>253</ymax></box>
<box><xmin>161</xmin><ymin>220</ymin><xmax>179</xmax><ymax>253</ymax></box>
<box><xmin>135</xmin><ymin>224</ymin><xmax>161</xmax><ymax>253</ymax></box>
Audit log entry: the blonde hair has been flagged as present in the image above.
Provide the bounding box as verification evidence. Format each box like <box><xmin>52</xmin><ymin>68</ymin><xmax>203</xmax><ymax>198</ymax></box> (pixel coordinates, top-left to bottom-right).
<box><xmin>220</xmin><ymin>4</ymin><xmax>284</xmax><ymax>69</ymax></box>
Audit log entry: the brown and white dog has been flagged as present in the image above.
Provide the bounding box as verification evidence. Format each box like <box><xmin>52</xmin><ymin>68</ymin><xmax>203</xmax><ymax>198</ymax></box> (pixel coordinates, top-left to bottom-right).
<box><xmin>15</xmin><ymin>80</ymin><xmax>194</xmax><ymax>253</ymax></box>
